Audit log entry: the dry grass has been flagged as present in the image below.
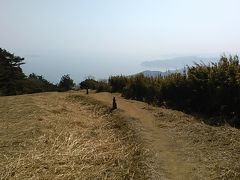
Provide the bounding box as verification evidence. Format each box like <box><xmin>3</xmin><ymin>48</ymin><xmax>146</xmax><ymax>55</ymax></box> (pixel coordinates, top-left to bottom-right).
<box><xmin>2</xmin><ymin>91</ymin><xmax>238</xmax><ymax>179</ymax></box>
<box><xmin>0</xmin><ymin>92</ymin><xmax>151</xmax><ymax>179</ymax></box>
<box><xmin>154</xmin><ymin>108</ymin><xmax>240</xmax><ymax>180</ymax></box>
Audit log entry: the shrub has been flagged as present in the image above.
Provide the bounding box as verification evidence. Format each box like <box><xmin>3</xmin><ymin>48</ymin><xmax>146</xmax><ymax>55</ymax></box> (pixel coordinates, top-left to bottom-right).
<box><xmin>58</xmin><ymin>74</ymin><xmax>75</xmax><ymax>92</ymax></box>
<box><xmin>96</xmin><ymin>80</ymin><xmax>111</xmax><ymax>92</ymax></box>
<box><xmin>110</xmin><ymin>55</ymin><xmax>240</xmax><ymax>127</ymax></box>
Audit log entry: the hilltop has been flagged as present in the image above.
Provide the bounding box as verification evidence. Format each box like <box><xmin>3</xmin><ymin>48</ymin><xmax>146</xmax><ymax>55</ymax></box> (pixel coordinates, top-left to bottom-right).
<box><xmin>1</xmin><ymin>91</ymin><xmax>239</xmax><ymax>179</ymax></box>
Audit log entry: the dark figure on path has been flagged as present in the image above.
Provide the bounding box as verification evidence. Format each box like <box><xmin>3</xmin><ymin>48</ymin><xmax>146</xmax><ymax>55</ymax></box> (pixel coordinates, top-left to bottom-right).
<box><xmin>86</xmin><ymin>88</ymin><xmax>89</xmax><ymax>94</ymax></box>
<box><xmin>112</xmin><ymin>97</ymin><xmax>117</xmax><ymax>110</ymax></box>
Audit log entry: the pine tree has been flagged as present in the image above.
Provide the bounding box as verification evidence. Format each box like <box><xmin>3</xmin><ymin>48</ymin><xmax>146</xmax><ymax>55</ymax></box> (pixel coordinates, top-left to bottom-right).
<box><xmin>58</xmin><ymin>74</ymin><xmax>75</xmax><ymax>91</ymax></box>
<box><xmin>0</xmin><ymin>48</ymin><xmax>25</xmax><ymax>95</ymax></box>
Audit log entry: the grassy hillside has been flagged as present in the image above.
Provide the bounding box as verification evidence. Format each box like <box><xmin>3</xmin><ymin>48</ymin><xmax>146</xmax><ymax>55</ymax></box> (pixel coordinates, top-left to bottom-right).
<box><xmin>1</xmin><ymin>91</ymin><xmax>240</xmax><ymax>179</ymax></box>
<box><xmin>0</xmin><ymin>92</ymin><xmax>150</xmax><ymax>179</ymax></box>
<box><xmin>90</xmin><ymin>92</ymin><xmax>240</xmax><ymax>179</ymax></box>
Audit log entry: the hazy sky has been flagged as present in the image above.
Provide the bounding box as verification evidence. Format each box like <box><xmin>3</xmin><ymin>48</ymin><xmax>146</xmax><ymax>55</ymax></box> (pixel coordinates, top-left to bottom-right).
<box><xmin>1</xmin><ymin>0</ymin><xmax>240</xmax><ymax>82</ymax></box>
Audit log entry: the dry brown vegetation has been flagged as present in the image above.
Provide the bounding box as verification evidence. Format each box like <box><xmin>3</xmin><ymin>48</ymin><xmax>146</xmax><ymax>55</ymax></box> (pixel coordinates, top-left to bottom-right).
<box><xmin>152</xmin><ymin>108</ymin><xmax>240</xmax><ymax>180</ymax></box>
<box><xmin>1</xmin><ymin>91</ymin><xmax>240</xmax><ymax>180</ymax></box>
<box><xmin>0</xmin><ymin>92</ymin><xmax>151</xmax><ymax>179</ymax></box>
<box><xmin>89</xmin><ymin>92</ymin><xmax>240</xmax><ymax>180</ymax></box>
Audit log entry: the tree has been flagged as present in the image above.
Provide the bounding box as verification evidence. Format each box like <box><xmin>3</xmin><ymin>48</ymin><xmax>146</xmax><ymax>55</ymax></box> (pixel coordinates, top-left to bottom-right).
<box><xmin>96</xmin><ymin>80</ymin><xmax>111</xmax><ymax>92</ymax></box>
<box><xmin>0</xmin><ymin>48</ymin><xmax>25</xmax><ymax>95</ymax></box>
<box><xmin>79</xmin><ymin>77</ymin><xmax>98</xmax><ymax>90</ymax></box>
<box><xmin>23</xmin><ymin>73</ymin><xmax>57</xmax><ymax>93</ymax></box>
<box><xmin>58</xmin><ymin>74</ymin><xmax>75</xmax><ymax>91</ymax></box>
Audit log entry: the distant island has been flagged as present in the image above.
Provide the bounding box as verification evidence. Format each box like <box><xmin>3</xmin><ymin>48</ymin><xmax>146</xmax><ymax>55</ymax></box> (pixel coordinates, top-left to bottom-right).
<box><xmin>141</xmin><ymin>56</ymin><xmax>218</xmax><ymax>70</ymax></box>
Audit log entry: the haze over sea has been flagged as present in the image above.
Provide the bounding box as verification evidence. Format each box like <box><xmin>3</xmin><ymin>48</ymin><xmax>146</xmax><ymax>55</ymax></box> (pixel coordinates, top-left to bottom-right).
<box><xmin>1</xmin><ymin>0</ymin><xmax>239</xmax><ymax>83</ymax></box>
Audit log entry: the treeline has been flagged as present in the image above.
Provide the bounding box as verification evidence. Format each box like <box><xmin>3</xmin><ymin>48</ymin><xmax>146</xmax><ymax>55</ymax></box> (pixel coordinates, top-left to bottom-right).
<box><xmin>0</xmin><ymin>48</ymin><xmax>74</xmax><ymax>96</ymax></box>
<box><xmin>100</xmin><ymin>56</ymin><xmax>240</xmax><ymax>127</ymax></box>
<box><xmin>2</xmin><ymin>48</ymin><xmax>240</xmax><ymax>126</ymax></box>
<box><xmin>79</xmin><ymin>78</ymin><xmax>111</xmax><ymax>92</ymax></box>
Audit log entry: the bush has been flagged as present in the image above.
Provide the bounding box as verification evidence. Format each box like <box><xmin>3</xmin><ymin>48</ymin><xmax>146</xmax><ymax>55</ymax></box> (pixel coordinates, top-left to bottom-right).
<box><xmin>96</xmin><ymin>80</ymin><xmax>111</xmax><ymax>92</ymax></box>
<box><xmin>80</xmin><ymin>78</ymin><xmax>98</xmax><ymax>90</ymax></box>
<box><xmin>109</xmin><ymin>75</ymin><xmax>128</xmax><ymax>93</ymax></box>
<box><xmin>58</xmin><ymin>74</ymin><xmax>75</xmax><ymax>92</ymax></box>
<box><xmin>0</xmin><ymin>48</ymin><xmax>58</xmax><ymax>95</ymax></box>
<box><xmin>110</xmin><ymin>55</ymin><xmax>240</xmax><ymax>127</ymax></box>
<box><xmin>22</xmin><ymin>73</ymin><xmax>57</xmax><ymax>93</ymax></box>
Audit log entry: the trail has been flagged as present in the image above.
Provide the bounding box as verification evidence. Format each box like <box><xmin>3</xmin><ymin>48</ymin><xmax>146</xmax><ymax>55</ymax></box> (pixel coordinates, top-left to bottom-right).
<box><xmin>88</xmin><ymin>92</ymin><xmax>197</xmax><ymax>180</ymax></box>
<box><xmin>2</xmin><ymin>92</ymin><xmax>239</xmax><ymax>179</ymax></box>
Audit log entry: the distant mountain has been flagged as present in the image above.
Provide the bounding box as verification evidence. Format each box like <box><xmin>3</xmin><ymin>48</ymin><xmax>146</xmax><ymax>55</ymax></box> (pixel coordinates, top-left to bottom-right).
<box><xmin>141</xmin><ymin>56</ymin><xmax>217</xmax><ymax>69</ymax></box>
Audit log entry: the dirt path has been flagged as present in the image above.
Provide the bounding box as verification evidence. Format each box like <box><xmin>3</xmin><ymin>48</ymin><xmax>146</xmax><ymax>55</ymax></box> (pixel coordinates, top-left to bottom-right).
<box><xmin>2</xmin><ymin>92</ymin><xmax>239</xmax><ymax>179</ymax></box>
<box><xmin>85</xmin><ymin>92</ymin><xmax>197</xmax><ymax>180</ymax></box>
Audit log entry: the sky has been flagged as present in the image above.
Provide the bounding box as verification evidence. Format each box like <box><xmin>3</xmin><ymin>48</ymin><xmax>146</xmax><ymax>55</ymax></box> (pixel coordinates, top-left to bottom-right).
<box><xmin>1</xmin><ymin>0</ymin><xmax>240</xmax><ymax>83</ymax></box>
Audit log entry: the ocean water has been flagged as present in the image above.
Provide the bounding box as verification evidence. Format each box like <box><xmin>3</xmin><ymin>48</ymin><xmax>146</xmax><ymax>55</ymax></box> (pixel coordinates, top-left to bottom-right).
<box><xmin>22</xmin><ymin>54</ymin><xmax>147</xmax><ymax>84</ymax></box>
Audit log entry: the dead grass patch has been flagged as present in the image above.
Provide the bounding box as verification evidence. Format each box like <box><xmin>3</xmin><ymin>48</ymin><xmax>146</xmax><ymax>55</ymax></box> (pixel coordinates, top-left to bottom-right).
<box><xmin>154</xmin><ymin>108</ymin><xmax>240</xmax><ymax>180</ymax></box>
<box><xmin>0</xmin><ymin>93</ymin><xmax>151</xmax><ymax>179</ymax></box>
